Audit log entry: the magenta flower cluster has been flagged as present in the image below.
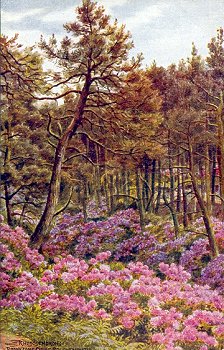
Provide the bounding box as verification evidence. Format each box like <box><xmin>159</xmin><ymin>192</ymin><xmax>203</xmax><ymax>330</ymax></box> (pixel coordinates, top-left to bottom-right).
<box><xmin>0</xmin><ymin>210</ymin><xmax>224</xmax><ymax>350</ymax></box>
<box><xmin>0</xmin><ymin>224</ymin><xmax>45</xmax><ymax>268</ymax></box>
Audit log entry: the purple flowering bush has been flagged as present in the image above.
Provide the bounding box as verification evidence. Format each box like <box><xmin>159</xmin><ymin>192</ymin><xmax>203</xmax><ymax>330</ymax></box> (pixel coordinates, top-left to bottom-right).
<box><xmin>1</xmin><ymin>216</ymin><xmax>224</xmax><ymax>350</ymax></box>
<box><xmin>200</xmin><ymin>254</ymin><xmax>224</xmax><ymax>294</ymax></box>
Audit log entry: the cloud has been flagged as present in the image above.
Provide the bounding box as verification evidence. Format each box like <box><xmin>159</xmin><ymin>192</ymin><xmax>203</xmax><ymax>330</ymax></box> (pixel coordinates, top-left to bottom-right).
<box><xmin>42</xmin><ymin>6</ymin><xmax>76</xmax><ymax>23</ymax></box>
<box><xmin>99</xmin><ymin>0</ymin><xmax>129</xmax><ymax>12</ymax></box>
<box><xmin>2</xmin><ymin>8</ymin><xmax>45</xmax><ymax>23</ymax></box>
<box><xmin>42</xmin><ymin>1</ymin><xmax>129</xmax><ymax>23</ymax></box>
<box><xmin>125</xmin><ymin>2</ymin><xmax>170</xmax><ymax>29</ymax></box>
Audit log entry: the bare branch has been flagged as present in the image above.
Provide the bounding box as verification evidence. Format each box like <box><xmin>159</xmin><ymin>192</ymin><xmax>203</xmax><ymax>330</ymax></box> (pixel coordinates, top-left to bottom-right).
<box><xmin>47</xmin><ymin>113</ymin><xmax>60</xmax><ymax>140</ymax></box>
<box><xmin>30</xmin><ymin>89</ymin><xmax>81</xmax><ymax>101</ymax></box>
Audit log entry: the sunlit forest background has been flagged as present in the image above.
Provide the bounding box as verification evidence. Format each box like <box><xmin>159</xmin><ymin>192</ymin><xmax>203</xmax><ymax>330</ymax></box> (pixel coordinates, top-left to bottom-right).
<box><xmin>0</xmin><ymin>1</ymin><xmax>224</xmax><ymax>349</ymax></box>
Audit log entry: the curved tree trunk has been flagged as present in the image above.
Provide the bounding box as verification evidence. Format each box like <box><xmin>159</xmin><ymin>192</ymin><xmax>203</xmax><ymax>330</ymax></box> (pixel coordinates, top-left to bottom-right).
<box><xmin>30</xmin><ymin>80</ymin><xmax>91</xmax><ymax>249</ymax></box>
<box><xmin>188</xmin><ymin>141</ymin><xmax>219</xmax><ymax>257</ymax></box>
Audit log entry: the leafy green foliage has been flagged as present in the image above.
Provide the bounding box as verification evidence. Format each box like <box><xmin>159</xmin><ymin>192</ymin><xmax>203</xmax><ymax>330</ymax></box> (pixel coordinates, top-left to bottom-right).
<box><xmin>0</xmin><ymin>307</ymin><xmax>158</xmax><ymax>350</ymax></box>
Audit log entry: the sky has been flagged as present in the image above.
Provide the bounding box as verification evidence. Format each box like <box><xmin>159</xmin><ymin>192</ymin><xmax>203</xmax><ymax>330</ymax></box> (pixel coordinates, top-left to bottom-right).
<box><xmin>1</xmin><ymin>0</ymin><xmax>224</xmax><ymax>67</ymax></box>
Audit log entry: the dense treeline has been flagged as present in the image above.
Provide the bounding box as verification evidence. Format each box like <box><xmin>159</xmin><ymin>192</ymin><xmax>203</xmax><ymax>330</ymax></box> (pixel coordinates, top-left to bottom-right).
<box><xmin>0</xmin><ymin>0</ymin><xmax>223</xmax><ymax>256</ymax></box>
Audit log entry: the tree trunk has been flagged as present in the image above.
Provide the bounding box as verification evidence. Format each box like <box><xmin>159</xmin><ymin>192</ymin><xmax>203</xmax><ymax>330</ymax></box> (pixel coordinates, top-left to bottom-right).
<box><xmin>94</xmin><ymin>144</ymin><xmax>101</xmax><ymax>207</ymax></box>
<box><xmin>163</xmin><ymin>181</ymin><xmax>179</xmax><ymax>238</ymax></box>
<box><xmin>155</xmin><ymin>160</ymin><xmax>162</xmax><ymax>213</ymax></box>
<box><xmin>30</xmin><ymin>140</ymin><xmax>66</xmax><ymax>248</ymax></box>
<box><xmin>3</xmin><ymin>117</ymin><xmax>13</xmax><ymax>226</ymax></box>
<box><xmin>205</xmin><ymin>145</ymin><xmax>212</xmax><ymax>215</ymax></box>
<box><xmin>188</xmin><ymin>141</ymin><xmax>219</xmax><ymax>257</ymax></box>
<box><xmin>143</xmin><ymin>155</ymin><xmax>150</xmax><ymax>207</ymax></box>
<box><xmin>94</xmin><ymin>166</ymin><xmax>101</xmax><ymax>207</ymax></box>
<box><xmin>19</xmin><ymin>195</ymin><xmax>29</xmax><ymax>226</ymax></box>
<box><xmin>181</xmin><ymin>172</ymin><xmax>188</xmax><ymax>228</ymax></box>
<box><xmin>4</xmin><ymin>183</ymin><xmax>13</xmax><ymax>227</ymax></box>
<box><xmin>126</xmin><ymin>170</ymin><xmax>131</xmax><ymax>199</ymax></box>
<box><xmin>216</xmin><ymin>92</ymin><xmax>224</xmax><ymax>210</ymax></box>
<box><xmin>121</xmin><ymin>168</ymin><xmax>127</xmax><ymax>207</ymax></box>
<box><xmin>168</xmin><ymin>135</ymin><xmax>175</xmax><ymax>207</ymax></box>
<box><xmin>109</xmin><ymin>174</ymin><xmax>115</xmax><ymax>213</ymax></box>
<box><xmin>82</xmin><ymin>177</ymin><xmax>88</xmax><ymax>223</ymax></box>
<box><xmin>211</xmin><ymin>147</ymin><xmax>216</xmax><ymax>207</ymax></box>
<box><xmin>30</xmin><ymin>80</ymin><xmax>91</xmax><ymax>249</ymax></box>
<box><xmin>176</xmin><ymin>153</ymin><xmax>181</xmax><ymax>213</ymax></box>
<box><xmin>104</xmin><ymin>173</ymin><xmax>110</xmax><ymax>214</ymax></box>
<box><xmin>136</xmin><ymin>167</ymin><xmax>145</xmax><ymax>230</ymax></box>
<box><xmin>191</xmin><ymin>173</ymin><xmax>219</xmax><ymax>257</ymax></box>
<box><xmin>115</xmin><ymin>172</ymin><xmax>120</xmax><ymax>208</ymax></box>
<box><xmin>146</xmin><ymin>159</ymin><xmax>156</xmax><ymax>212</ymax></box>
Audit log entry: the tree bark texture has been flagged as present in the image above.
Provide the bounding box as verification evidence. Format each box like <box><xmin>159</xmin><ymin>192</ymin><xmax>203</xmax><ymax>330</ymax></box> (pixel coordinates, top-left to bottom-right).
<box><xmin>30</xmin><ymin>79</ymin><xmax>91</xmax><ymax>249</ymax></box>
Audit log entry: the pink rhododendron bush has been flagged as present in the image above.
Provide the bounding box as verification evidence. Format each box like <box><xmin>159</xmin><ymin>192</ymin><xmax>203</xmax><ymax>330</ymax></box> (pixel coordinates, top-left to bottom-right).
<box><xmin>43</xmin><ymin>209</ymin><xmax>224</xmax><ymax>292</ymax></box>
<box><xmin>1</xmin><ymin>216</ymin><xmax>224</xmax><ymax>350</ymax></box>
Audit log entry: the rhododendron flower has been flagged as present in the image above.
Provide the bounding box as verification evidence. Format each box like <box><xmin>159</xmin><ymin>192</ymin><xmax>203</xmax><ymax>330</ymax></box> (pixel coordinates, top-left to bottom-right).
<box><xmin>1</xmin><ymin>217</ymin><xmax>224</xmax><ymax>349</ymax></box>
<box><xmin>120</xmin><ymin>316</ymin><xmax>135</xmax><ymax>329</ymax></box>
<box><xmin>95</xmin><ymin>251</ymin><xmax>111</xmax><ymax>262</ymax></box>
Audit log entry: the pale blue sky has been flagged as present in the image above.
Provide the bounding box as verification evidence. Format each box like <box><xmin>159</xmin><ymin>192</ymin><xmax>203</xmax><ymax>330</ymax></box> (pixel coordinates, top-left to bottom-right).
<box><xmin>2</xmin><ymin>0</ymin><xmax>224</xmax><ymax>67</ymax></box>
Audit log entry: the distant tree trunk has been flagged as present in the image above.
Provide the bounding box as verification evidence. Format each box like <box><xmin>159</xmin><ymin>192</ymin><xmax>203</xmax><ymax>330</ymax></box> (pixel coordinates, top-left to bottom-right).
<box><xmin>94</xmin><ymin>145</ymin><xmax>101</xmax><ymax>207</ymax></box>
<box><xmin>94</xmin><ymin>166</ymin><xmax>101</xmax><ymax>207</ymax></box>
<box><xmin>198</xmin><ymin>159</ymin><xmax>205</xmax><ymax>200</ymax></box>
<box><xmin>109</xmin><ymin>174</ymin><xmax>115</xmax><ymax>213</ymax></box>
<box><xmin>82</xmin><ymin>177</ymin><xmax>88</xmax><ymax>222</ymax></box>
<box><xmin>205</xmin><ymin>145</ymin><xmax>212</xmax><ymax>215</ymax></box>
<box><xmin>19</xmin><ymin>203</ymin><xmax>26</xmax><ymax>226</ymax></box>
<box><xmin>216</xmin><ymin>93</ymin><xmax>224</xmax><ymax>210</ymax></box>
<box><xmin>122</xmin><ymin>169</ymin><xmax>131</xmax><ymax>207</ymax></box>
<box><xmin>103</xmin><ymin>173</ymin><xmax>110</xmax><ymax>213</ymax></box>
<box><xmin>168</xmin><ymin>135</ymin><xmax>175</xmax><ymax>207</ymax></box>
<box><xmin>176</xmin><ymin>153</ymin><xmax>181</xmax><ymax>213</ymax></box>
<box><xmin>211</xmin><ymin>147</ymin><xmax>216</xmax><ymax>207</ymax></box>
<box><xmin>126</xmin><ymin>170</ymin><xmax>131</xmax><ymax>199</ymax></box>
<box><xmin>136</xmin><ymin>167</ymin><xmax>145</xmax><ymax>230</ymax></box>
<box><xmin>146</xmin><ymin>159</ymin><xmax>156</xmax><ymax>212</ymax></box>
<box><xmin>77</xmin><ymin>184</ymin><xmax>82</xmax><ymax>204</ymax></box>
<box><xmin>121</xmin><ymin>168</ymin><xmax>127</xmax><ymax>207</ymax></box>
<box><xmin>4</xmin><ymin>183</ymin><xmax>13</xmax><ymax>227</ymax></box>
<box><xmin>181</xmin><ymin>171</ymin><xmax>188</xmax><ymax>228</ymax></box>
<box><xmin>151</xmin><ymin>159</ymin><xmax>156</xmax><ymax>211</ymax></box>
<box><xmin>19</xmin><ymin>195</ymin><xmax>29</xmax><ymax>226</ymax></box>
<box><xmin>115</xmin><ymin>172</ymin><xmax>120</xmax><ymax>208</ymax></box>
<box><xmin>163</xmin><ymin>181</ymin><xmax>179</xmax><ymax>238</ymax></box>
<box><xmin>155</xmin><ymin>160</ymin><xmax>162</xmax><ymax>213</ymax></box>
<box><xmin>143</xmin><ymin>154</ymin><xmax>150</xmax><ymax>208</ymax></box>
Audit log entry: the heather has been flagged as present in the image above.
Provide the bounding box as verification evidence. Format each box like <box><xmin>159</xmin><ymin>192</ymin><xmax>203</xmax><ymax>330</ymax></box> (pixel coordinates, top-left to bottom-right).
<box><xmin>1</xmin><ymin>210</ymin><xmax>224</xmax><ymax>350</ymax></box>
